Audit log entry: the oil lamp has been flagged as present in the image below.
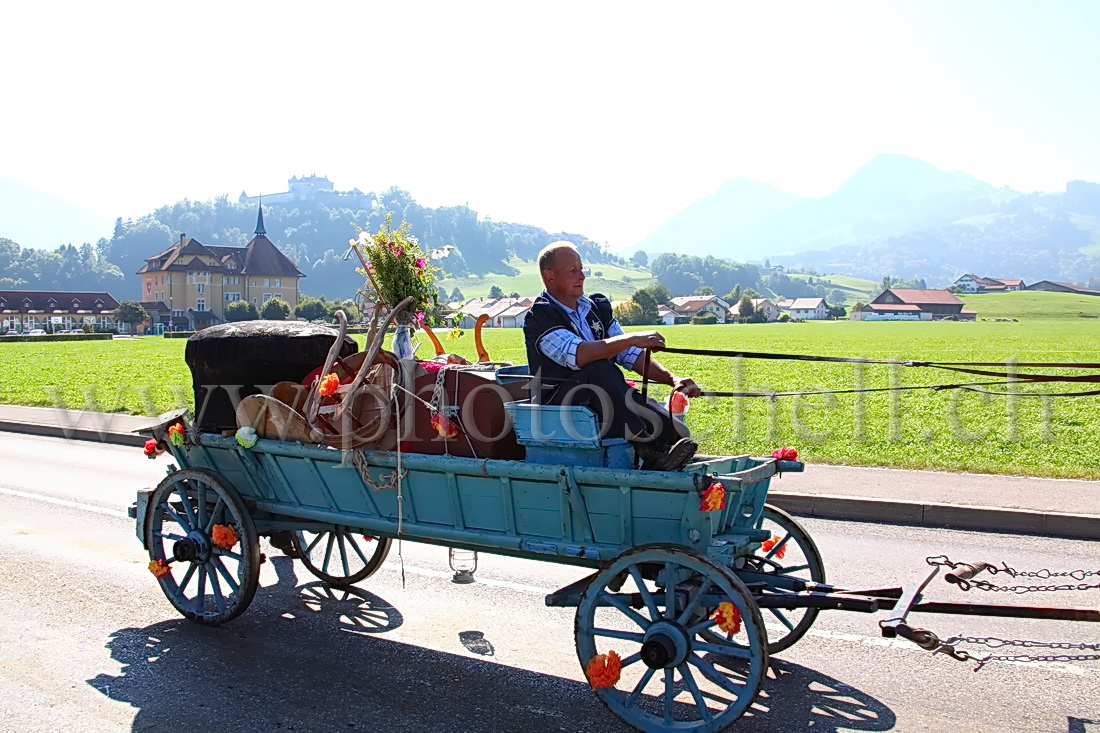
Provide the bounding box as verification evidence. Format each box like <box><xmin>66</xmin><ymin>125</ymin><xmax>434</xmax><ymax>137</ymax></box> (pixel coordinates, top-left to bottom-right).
<box><xmin>448</xmin><ymin>547</ymin><xmax>478</xmax><ymax>584</ymax></box>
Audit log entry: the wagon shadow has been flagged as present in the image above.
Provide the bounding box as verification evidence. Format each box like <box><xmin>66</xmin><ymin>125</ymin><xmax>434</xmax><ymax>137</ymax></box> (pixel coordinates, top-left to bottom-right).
<box><xmin>88</xmin><ymin>559</ymin><xmax>894</xmax><ymax>732</ymax></box>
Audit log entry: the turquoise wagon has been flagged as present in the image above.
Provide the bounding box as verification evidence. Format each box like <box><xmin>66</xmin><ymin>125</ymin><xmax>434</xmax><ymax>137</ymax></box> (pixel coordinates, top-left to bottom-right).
<box><xmin>131</xmin><ymin>368</ymin><xmax>822</xmax><ymax>733</ymax></box>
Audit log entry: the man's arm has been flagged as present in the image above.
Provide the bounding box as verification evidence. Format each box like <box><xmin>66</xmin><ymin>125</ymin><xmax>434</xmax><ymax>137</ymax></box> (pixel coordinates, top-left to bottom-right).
<box><xmin>576</xmin><ymin>330</ymin><xmax>664</xmax><ymax>367</ymax></box>
<box><xmin>632</xmin><ymin>352</ymin><xmax>701</xmax><ymax>397</ymax></box>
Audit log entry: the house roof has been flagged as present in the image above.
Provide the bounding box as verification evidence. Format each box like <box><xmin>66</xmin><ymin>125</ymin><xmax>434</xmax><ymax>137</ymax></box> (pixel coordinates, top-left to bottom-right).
<box><xmin>776</xmin><ymin>299</ymin><xmax>794</xmax><ymax>309</ymax></box>
<box><xmin>137</xmin><ymin>225</ymin><xmax>302</xmax><ymax>278</ymax></box>
<box><xmin>879</xmin><ymin>289</ymin><xmax>962</xmax><ymax>306</ymax></box>
<box><xmin>669</xmin><ymin>296</ymin><xmax>730</xmax><ymax>314</ymax></box>
<box><xmin>499</xmin><ymin>304</ymin><xmax>531</xmax><ymax>318</ymax></box>
<box><xmin>139</xmin><ymin>301</ymin><xmax>170</xmax><ymax>313</ymax></box>
<box><xmin>863</xmin><ymin>303</ymin><xmax>922</xmax><ymax>312</ymax></box>
<box><xmin>789</xmin><ymin>297</ymin><xmax>826</xmax><ymax>309</ymax></box>
<box><xmin>0</xmin><ymin>290</ymin><xmax>119</xmax><ymax>313</ymax></box>
<box><xmin>240</xmin><ymin>234</ymin><xmax>303</xmax><ymax>277</ymax></box>
<box><xmin>457</xmin><ymin>296</ymin><xmax>532</xmax><ymax>319</ymax></box>
<box><xmin>749</xmin><ymin>298</ymin><xmax>774</xmax><ymax>309</ymax></box>
<box><xmin>1028</xmin><ymin>280</ymin><xmax>1100</xmax><ymax>294</ymax></box>
<box><xmin>995</xmin><ymin>279</ymin><xmax>1023</xmax><ymax>286</ymax></box>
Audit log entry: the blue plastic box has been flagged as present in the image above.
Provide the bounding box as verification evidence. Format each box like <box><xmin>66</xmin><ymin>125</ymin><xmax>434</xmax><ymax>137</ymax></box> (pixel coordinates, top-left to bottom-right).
<box><xmin>504</xmin><ymin>399</ymin><xmax>635</xmax><ymax>469</ymax></box>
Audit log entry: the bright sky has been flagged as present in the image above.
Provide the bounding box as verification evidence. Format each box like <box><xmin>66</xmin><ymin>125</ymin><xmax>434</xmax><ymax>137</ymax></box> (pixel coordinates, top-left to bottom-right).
<box><xmin>3</xmin><ymin>1</ymin><xmax>1100</xmax><ymax>251</ymax></box>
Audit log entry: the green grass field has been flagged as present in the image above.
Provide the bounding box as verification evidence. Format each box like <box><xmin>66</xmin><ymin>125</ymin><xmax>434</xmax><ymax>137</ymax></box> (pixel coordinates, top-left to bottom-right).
<box><xmin>784</xmin><ymin>273</ymin><xmax>879</xmax><ymax>304</ymax></box>
<box><xmin>960</xmin><ymin>290</ymin><xmax>1100</xmax><ymax>320</ymax></box>
<box><xmin>437</xmin><ymin>257</ymin><xmax>655</xmax><ymax>301</ymax></box>
<box><xmin>3</xmin><ymin>319</ymin><xmax>1098</xmax><ymax>478</ymax></box>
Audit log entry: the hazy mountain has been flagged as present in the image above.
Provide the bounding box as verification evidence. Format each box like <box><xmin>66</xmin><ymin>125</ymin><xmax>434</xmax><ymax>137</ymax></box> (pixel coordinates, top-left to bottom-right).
<box><xmin>626</xmin><ymin>178</ymin><xmax>805</xmax><ymax>260</ymax></box>
<box><xmin>0</xmin><ymin>178</ymin><xmax>116</xmax><ymax>250</ymax></box>
<box><xmin>632</xmin><ymin>154</ymin><xmax>1100</xmax><ymax>285</ymax></box>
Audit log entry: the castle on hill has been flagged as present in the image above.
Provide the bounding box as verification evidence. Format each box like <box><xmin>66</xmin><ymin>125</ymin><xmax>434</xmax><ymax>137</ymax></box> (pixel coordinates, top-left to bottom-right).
<box><xmin>239</xmin><ymin>174</ymin><xmax>375</xmax><ymax>207</ymax></box>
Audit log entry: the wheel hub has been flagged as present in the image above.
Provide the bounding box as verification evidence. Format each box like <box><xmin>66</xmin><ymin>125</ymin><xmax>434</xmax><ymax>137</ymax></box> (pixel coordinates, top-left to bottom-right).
<box><xmin>642</xmin><ymin>621</ymin><xmax>690</xmax><ymax>669</ymax></box>
<box><xmin>173</xmin><ymin>531</ymin><xmax>211</xmax><ymax>564</ymax></box>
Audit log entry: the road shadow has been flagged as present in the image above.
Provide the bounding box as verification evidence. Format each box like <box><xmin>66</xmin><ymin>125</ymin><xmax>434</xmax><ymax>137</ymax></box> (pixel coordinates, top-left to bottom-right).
<box><xmin>88</xmin><ymin>557</ymin><xmax>895</xmax><ymax>732</ymax></box>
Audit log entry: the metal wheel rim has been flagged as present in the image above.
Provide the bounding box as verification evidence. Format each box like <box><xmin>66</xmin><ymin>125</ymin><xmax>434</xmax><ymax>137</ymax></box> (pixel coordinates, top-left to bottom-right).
<box><xmin>145</xmin><ymin>468</ymin><xmax>260</xmax><ymax>625</ymax></box>
<box><xmin>576</xmin><ymin>544</ymin><xmax>768</xmax><ymax>732</ymax></box>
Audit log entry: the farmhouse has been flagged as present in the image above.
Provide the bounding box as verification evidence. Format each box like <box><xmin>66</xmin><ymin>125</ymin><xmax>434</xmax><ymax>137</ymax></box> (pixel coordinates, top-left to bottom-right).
<box><xmin>788</xmin><ymin>297</ymin><xmax>828</xmax><ymax>320</ymax></box>
<box><xmin>136</xmin><ymin>206</ymin><xmax>303</xmax><ymax>331</ymax></box>
<box><xmin>665</xmin><ymin>296</ymin><xmax>733</xmax><ymax>324</ymax></box>
<box><xmin>1025</xmin><ymin>280</ymin><xmax>1100</xmax><ymax>296</ymax></box>
<box><xmin>953</xmin><ymin>274</ymin><xmax>1025</xmax><ymax>293</ymax></box>
<box><xmin>0</xmin><ymin>290</ymin><xmax>119</xmax><ymax>333</ymax></box>
<box><xmin>853</xmin><ymin>288</ymin><xmax>976</xmax><ymax>321</ymax></box>
<box><xmin>749</xmin><ymin>298</ymin><xmax>780</xmax><ymax>322</ymax></box>
<box><xmin>454</xmin><ymin>296</ymin><xmax>533</xmax><ymax>328</ymax></box>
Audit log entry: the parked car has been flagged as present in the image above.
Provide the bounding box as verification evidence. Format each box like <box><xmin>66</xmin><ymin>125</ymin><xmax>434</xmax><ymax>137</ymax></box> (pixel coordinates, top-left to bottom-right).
<box><xmin>3</xmin><ymin>330</ymin><xmax>18</xmax><ymax>336</ymax></box>
<box><xmin>27</xmin><ymin>329</ymin><xmax>46</xmax><ymax>336</ymax></box>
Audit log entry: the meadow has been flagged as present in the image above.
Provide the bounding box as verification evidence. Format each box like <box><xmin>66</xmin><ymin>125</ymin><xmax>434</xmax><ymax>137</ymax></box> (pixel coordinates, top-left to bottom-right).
<box><xmin>436</xmin><ymin>257</ymin><xmax>655</xmax><ymax>301</ymax></box>
<box><xmin>2</xmin><ymin>318</ymin><xmax>1098</xmax><ymax>479</ymax></box>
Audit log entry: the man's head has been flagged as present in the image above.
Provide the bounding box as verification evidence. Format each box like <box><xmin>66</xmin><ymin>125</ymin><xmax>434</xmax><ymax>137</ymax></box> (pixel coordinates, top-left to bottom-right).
<box><xmin>539</xmin><ymin>241</ymin><xmax>587</xmax><ymax>305</ymax></box>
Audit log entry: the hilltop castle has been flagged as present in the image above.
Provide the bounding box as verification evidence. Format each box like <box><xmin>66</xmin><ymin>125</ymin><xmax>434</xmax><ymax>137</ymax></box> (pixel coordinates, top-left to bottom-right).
<box><xmin>239</xmin><ymin>174</ymin><xmax>375</xmax><ymax>207</ymax></box>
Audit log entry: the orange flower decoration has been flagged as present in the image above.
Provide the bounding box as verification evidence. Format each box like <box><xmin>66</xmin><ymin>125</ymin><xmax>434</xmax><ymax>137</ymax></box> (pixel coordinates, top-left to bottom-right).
<box><xmin>318</xmin><ymin>372</ymin><xmax>340</xmax><ymax>396</ymax></box>
<box><xmin>431</xmin><ymin>413</ymin><xmax>458</xmax><ymax>438</ymax></box>
<box><xmin>148</xmin><ymin>558</ymin><xmax>171</xmax><ymax>578</ymax></box>
<box><xmin>211</xmin><ymin>524</ymin><xmax>238</xmax><ymax>550</ymax></box>
<box><xmin>711</xmin><ymin>601</ymin><xmax>741</xmax><ymax>635</ymax></box>
<box><xmin>761</xmin><ymin>534</ymin><xmax>787</xmax><ymax>559</ymax></box>
<box><xmin>699</xmin><ymin>482</ymin><xmax>726</xmax><ymax>512</ymax></box>
<box><xmin>167</xmin><ymin>422</ymin><xmax>185</xmax><ymax>447</ymax></box>
<box><xmin>586</xmin><ymin>650</ymin><xmax>622</xmax><ymax>690</ymax></box>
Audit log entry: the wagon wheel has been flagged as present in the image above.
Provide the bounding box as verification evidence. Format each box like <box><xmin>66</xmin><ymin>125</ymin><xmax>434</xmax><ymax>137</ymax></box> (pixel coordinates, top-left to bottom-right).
<box><xmin>144</xmin><ymin>468</ymin><xmax>261</xmax><ymax>625</ymax></box>
<box><xmin>576</xmin><ymin>544</ymin><xmax>768</xmax><ymax>732</ymax></box>
<box><xmin>704</xmin><ymin>504</ymin><xmax>826</xmax><ymax>654</ymax></box>
<box><xmin>291</xmin><ymin>527</ymin><xmax>392</xmax><ymax>586</ymax></box>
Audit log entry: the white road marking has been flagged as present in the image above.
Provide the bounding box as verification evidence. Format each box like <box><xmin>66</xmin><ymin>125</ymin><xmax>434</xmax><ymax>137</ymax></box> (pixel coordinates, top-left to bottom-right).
<box><xmin>0</xmin><ymin>486</ymin><xmax>128</xmax><ymax>518</ymax></box>
<box><xmin>6</xmin><ymin>484</ymin><xmax>1097</xmax><ymax>679</ymax></box>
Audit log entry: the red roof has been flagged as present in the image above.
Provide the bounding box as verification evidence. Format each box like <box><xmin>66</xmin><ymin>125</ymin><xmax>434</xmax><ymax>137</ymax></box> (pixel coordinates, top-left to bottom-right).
<box><xmin>865</xmin><ymin>303</ymin><xmax>921</xmax><ymax>311</ymax></box>
<box><xmin>879</xmin><ymin>289</ymin><xmax>963</xmax><ymax>306</ymax></box>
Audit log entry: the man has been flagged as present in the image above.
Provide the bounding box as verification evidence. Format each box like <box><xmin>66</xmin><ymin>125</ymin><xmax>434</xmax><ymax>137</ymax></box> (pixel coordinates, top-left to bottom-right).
<box><xmin>523</xmin><ymin>241</ymin><xmax>702</xmax><ymax>471</ymax></box>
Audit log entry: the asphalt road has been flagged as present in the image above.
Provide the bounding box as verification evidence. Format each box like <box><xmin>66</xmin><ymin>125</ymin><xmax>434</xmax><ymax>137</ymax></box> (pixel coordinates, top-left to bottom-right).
<box><xmin>0</xmin><ymin>432</ymin><xmax>1097</xmax><ymax>732</ymax></box>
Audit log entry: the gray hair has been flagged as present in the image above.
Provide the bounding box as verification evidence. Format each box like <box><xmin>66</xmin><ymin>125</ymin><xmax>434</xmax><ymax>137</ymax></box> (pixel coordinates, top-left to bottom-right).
<box><xmin>538</xmin><ymin>241</ymin><xmax>578</xmax><ymax>273</ymax></box>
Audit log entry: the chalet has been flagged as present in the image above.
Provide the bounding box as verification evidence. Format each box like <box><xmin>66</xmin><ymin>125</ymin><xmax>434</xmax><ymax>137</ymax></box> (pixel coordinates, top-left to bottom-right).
<box><xmin>775</xmin><ymin>298</ymin><xmax>794</xmax><ymax>312</ymax></box>
<box><xmin>136</xmin><ymin>206</ymin><xmax>303</xmax><ymax>330</ymax></box>
<box><xmin>454</xmin><ymin>296</ymin><xmax>533</xmax><ymax>328</ymax></box>
<box><xmin>749</xmin><ymin>298</ymin><xmax>780</xmax><ymax>323</ymax></box>
<box><xmin>854</xmin><ymin>288</ymin><xmax>976</xmax><ymax>321</ymax></box>
<box><xmin>1025</xmin><ymin>280</ymin><xmax>1100</xmax><ymax>296</ymax></box>
<box><xmin>667</xmin><ymin>296</ymin><xmax>733</xmax><ymax>324</ymax></box>
<box><xmin>953</xmin><ymin>274</ymin><xmax>1025</xmax><ymax>293</ymax></box>
<box><xmin>788</xmin><ymin>297</ymin><xmax>828</xmax><ymax>320</ymax></box>
<box><xmin>0</xmin><ymin>291</ymin><xmax>119</xmax><ymax>333</ymax></box>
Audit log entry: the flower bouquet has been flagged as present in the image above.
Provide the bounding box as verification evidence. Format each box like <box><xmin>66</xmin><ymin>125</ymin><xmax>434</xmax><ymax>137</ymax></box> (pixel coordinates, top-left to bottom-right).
<box><xmin>351</xmin><ymin>213</ymin><xmax>440</xmax><ymax>329</ymax></box>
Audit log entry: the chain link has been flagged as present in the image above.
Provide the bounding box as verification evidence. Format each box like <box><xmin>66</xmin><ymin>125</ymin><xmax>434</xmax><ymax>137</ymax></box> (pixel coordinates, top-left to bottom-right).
<box><xmin>926</xmin><ymin>555</ymin><xmax>1100</xmax><ymax>594</ymax></box>
<box><xmin>939</xmin><ymin>636</ymin><xmax>1100</xmax><ymax>670</ymax></box>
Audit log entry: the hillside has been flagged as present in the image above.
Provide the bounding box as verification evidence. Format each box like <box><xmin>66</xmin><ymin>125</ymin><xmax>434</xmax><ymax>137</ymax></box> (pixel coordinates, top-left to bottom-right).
<box><xmin>437</xmin><ymin>258</ymin><xmax>655</xmax><ymax>301</ymax></box>
<box><xmin>960</xmin><ymin>290</ymin><xmax>1100</xmax><ymax>320</ymax></box>
<box><xmin>631</xmin><ymin>154</ymin><xmax>1100</xmax><ymax>287</ymax></box>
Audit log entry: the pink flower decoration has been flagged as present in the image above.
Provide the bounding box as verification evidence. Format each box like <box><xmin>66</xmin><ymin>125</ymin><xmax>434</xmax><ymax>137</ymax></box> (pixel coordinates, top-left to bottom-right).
<box><xmin>415</xmin><ymin>311</ymin><xmax>425</xmax><ymax>323</ymax></box>
<box><xmin>394</xmin><ymin>246</ymin><xmax>403</xmax><ymax>257</ymax></box>
<box><xmin>415</xmin><ymin>257</ymin><xmax>427</xmax><ymax>269</ymax></box>
<box><xmin>365</xmin><ymin>262</ymin><xmax>374</xmax><ymax>271</ymax></box>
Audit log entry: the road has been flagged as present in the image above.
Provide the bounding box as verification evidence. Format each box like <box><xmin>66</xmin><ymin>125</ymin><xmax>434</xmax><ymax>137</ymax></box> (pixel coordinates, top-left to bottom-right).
<box><xmin>0</xmin><ymin>431</ymin><xmax>1097</xmax><ymax>732</ymax></box>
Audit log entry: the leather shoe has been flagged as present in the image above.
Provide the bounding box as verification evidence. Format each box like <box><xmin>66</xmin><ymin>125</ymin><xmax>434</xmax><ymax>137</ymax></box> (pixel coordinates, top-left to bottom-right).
<box><xmin>650</xmin><ymin>438</ymin><xmax>698</xmax><ymax>472</ymax></box>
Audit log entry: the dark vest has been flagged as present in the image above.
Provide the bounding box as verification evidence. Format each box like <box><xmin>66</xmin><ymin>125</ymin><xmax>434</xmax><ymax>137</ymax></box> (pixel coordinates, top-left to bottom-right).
<box><xmin>523</xmin><ymin>293</ymin><xmax>614</xmax><ymax>400</ymax></box>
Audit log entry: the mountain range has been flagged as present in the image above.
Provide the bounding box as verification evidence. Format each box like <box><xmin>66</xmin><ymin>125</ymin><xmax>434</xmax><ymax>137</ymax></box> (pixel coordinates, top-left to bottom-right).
<box><xmin>627</xmin><ymin>154</ymin><xmax>1100</xmax><ymax>286</ymax></box>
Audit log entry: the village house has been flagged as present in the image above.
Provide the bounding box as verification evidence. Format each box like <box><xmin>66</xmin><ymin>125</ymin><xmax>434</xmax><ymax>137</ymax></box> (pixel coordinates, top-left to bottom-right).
<box><xmin>953</xmin><ymin>274</ymin><xmax>1025</xmax><ymax>293</ymax></box>
<box><xmin>664</xmin><ymin>295</ymin><xmax>733</xmax><ymax>324</ymax></box>
<box><xmin>788</xmin><ymin>297</ymin><xmax>828</xmax><ymax>320</ymax></box>
<box><xmin>853</xmin><ymin>288</ymin><xmax>976</xmax><ymax>321</ymax></box>
<box><xmin>749</xmin><ymin>298</ymin><xmax>780</xmax><ymax>322</ymax></box>
<box><xmin>454</xmin><ymin>296</ymin><xmax>533</xmax><ymax>328</ymax></box>
<box><xmin>1025</xmin><ymin>280</ymin><xmax>1100</xmax><ymax>296</ymax></box>
<box><xmin>0</xmin><ymin>291</ymin><xmax>119</xmax><ymax>333</ymax></box>
<box><xmin>136</xmin><ymin>206</ymin><xmax>303</xmax><ymax>331</ymax></box>
<box><xmin>775</xmin><ymin>298</ymin><xmax>794</xmax><ymax>312</ymax></box>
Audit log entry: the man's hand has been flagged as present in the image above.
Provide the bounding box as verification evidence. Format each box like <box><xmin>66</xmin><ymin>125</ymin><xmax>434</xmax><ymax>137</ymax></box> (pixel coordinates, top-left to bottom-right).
<box><xmin>674</xmin><ymin>376</ymin><xmax>702</xmax><ymax>398</ymax></box>
<box><xmin>630</xmin><ymin>330</ymin><xmax>665</xmax><ymax>351</ymax></box>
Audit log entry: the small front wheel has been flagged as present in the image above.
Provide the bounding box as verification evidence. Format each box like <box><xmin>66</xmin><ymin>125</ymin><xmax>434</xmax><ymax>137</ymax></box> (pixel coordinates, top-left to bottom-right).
<box><xmin>144</xmin><ymin>468</ymin><xmax>261</xmax><ymax>625</ymax></box>
<box><xmin>292</xmin><ymin>527</ymin><xmax>391</xmax><ymax>586</ymax></box>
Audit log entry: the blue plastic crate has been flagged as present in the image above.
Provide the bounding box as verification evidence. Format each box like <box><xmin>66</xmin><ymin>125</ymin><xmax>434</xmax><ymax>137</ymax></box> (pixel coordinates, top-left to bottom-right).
<box><xmin>505</xmin><ymin>400</ymin><xmax>635</xmax><ymax>468</ymax></box>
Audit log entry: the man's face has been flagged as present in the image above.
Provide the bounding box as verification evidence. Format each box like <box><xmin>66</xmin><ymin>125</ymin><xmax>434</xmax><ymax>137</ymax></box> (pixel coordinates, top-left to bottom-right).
<box><xmin>545</xmin><ymin>249</ymin><xmax>587</xmax><ymax>299</ymax></box>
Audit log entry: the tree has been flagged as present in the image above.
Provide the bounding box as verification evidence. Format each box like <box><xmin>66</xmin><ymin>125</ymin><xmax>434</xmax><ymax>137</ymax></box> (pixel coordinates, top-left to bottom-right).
<box><xmin>488</xmin><ymin>285</ymin><xmax>504</xmax><ymax>298</ymax></box>
<box><xmin>828</xmin><ymin>288</ymin><xmax>847</xmax><ymax>306</ymax></box>
<box><xmin>225</xmin><ymin>301</ymin><xmax>259</xmax><ymax>322</ymax></box>
<box><xmin>261</xmin><ymin>297</ymin><xmax>291</xmax><ymax>320</ymax></box>
<box><xmin>509</xmin><ymin>291</ymin><xmax>520</xmax><ymax>298</ymax></box>
<box><xmin>612</xmin><ymin>300</ymin><xmax>644</xmax><ymax>326</ymax></box>
<box><xmin>632</xmin><ymin>250</ymin><xmax>648</xmax><ymax>267</ymax></box>
<box><xmin>115</xmin><ymin>301</ymin><xmax>149</xmax><ymax>332</ymax></box>
<box><xmin>631</xmin><ymin>289</ymin><xmax>660</xmax><ymax>325</ymax></box>
<box><xmin>693</xmin><ymin>285</ymin><xmax>714</xmax><ymax>296</ymax></box>
<box><xmin>827</xmin><ymin>304</ymin><xmax>847</xmax><ymax>318</ymax></box>
<box><xmin>634</xmin><ymin>283</ymin><xmax>672</xmax><ymax>306</ymax></box>
<box><xmin>724</xmin><ymin>284</ymin><xmax>742</xmax><ymax>304</ymax></box>
<box><xmin>450</xmin><ymin>287</ymin><xmax>465</xmax><ymax>301</ymax></box>
<box><xmin>295</xmin><ymin>297</ymin><xmax>330</xmax><ymax>321</ymax></box>
<box><xmin>738</xmin><ymin>294</ymin><xmax>755</xmax><ymax>320</ymax></box>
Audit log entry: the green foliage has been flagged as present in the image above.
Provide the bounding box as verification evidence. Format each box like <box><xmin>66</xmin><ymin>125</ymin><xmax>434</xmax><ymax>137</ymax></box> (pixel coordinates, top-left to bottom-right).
<box><xmin>0</xmin><ymin>238</ymin><xmax>124</xmax><ymax>293</ymax></box>
<box><xmin>632</xmin><ymin>250</ymin><xmax>648</xmax><ymax>267</ymax></box>
<box><xmin>261</xmin><ymin>297</ymin><xmax>291</xmax><ymax>320</ymax></box>
<box><xmin>115</xmin><ymin>300</ymin><xmax>149</xmax><ymax>327</ymax></box>
<box><xmin>738</xmin><ymin>294</ymin><xmax>754</xmax><ymax>319</ymax></box>
<box><xmin>693</xmin><ymin>285</ymin><xmax>714</xmax><ymax>296</ymax></box>
<box><xmin>690</xmin><ymin>313</ymin><xmax>718</xmax><ymax>325</ymax></box>
<box><xmin>488</xmin><ymin>285</ymin><xmax>504</xmax><ymax>298</ymax></box>
<box><xmin>355</xmin><ymin>214</ymin><xmax>440</xmax><ymax>327</ymax></box>
<box><xmin>294</xmin><ymin>297</ymin><xmax>330</xmax><ymax>321</ymax></box>
<box><xmin>777</xmin><ymin>313</ymin><xmax>791</xmax><ymax>322</ymax></box>
<box><xmin>612</xmin><ymin>300</ymin><xmax>644</xmax><ymax>326</ymax></box>
<box><xmin>631</xmin><ymin>289</ymin><xmax>660</xmax><ymax>325</ymax></box>
<box><xmin>163</xmin><ymin>331</ymin><xmax>195</xmax><ymax>338</ymax></box>
<box><xmin>634</xmin><ymin>283</ymin><xmax>672</xmax><ymax>306</ymax></box>
<box><xmin>450</xmin><ymin>287</ymin><xmax>464</xmax><ymax>302</ymax></box>
<box><xmin>0</xmin><ymin>333</ymin><xmax>111</xmax><ymax>342</ymax></box>
<box><xmin>224</xmin><ymin>301</ymin><xmax>259</xmax><ymax>321</ymax></box>
<box><xmin>650</xmin><ymin>253</ymin><xmax>761</xmax><ymax>297</ymax></box>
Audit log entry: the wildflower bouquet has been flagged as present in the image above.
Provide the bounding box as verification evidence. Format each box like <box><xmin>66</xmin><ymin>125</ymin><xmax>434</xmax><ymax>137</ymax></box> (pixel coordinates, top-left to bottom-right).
<box><xmin>352</xmin><ymin>213</ymin><xmax>440</xmax><ymax>328</ymax></box>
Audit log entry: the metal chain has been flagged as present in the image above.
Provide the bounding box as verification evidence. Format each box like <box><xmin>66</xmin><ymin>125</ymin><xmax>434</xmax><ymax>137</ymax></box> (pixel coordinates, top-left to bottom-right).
<box><xmin>926</xmin><ymin>555</ymin><xmax>1100</xmax><ymax>594</ymax></box>
<box><xmin>941</xmin><ymin>636</ymin><xmax>1100</xmax><ymax>670</ymax></box>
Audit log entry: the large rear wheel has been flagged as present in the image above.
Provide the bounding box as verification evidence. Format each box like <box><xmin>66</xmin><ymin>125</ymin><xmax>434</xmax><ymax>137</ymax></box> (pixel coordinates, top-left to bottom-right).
<box><xmin>292</xmin><ymin>527</ymin><xmax>391</xmax><ymax>586</ymax></box>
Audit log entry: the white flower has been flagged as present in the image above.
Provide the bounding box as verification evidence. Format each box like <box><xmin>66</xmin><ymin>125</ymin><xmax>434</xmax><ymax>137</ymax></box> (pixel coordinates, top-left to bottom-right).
<box><xmin>430</xmin><ymin>244</ymin><xmax>455</xmax><ymax>259</ymax></box>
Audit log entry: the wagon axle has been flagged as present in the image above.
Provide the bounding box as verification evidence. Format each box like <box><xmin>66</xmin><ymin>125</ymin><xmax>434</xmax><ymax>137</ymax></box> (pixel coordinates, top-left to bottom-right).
<box><xmin>172</xmin><ymin>532</ymin><xmax>210</xmax><ymax>564</ymax></box>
